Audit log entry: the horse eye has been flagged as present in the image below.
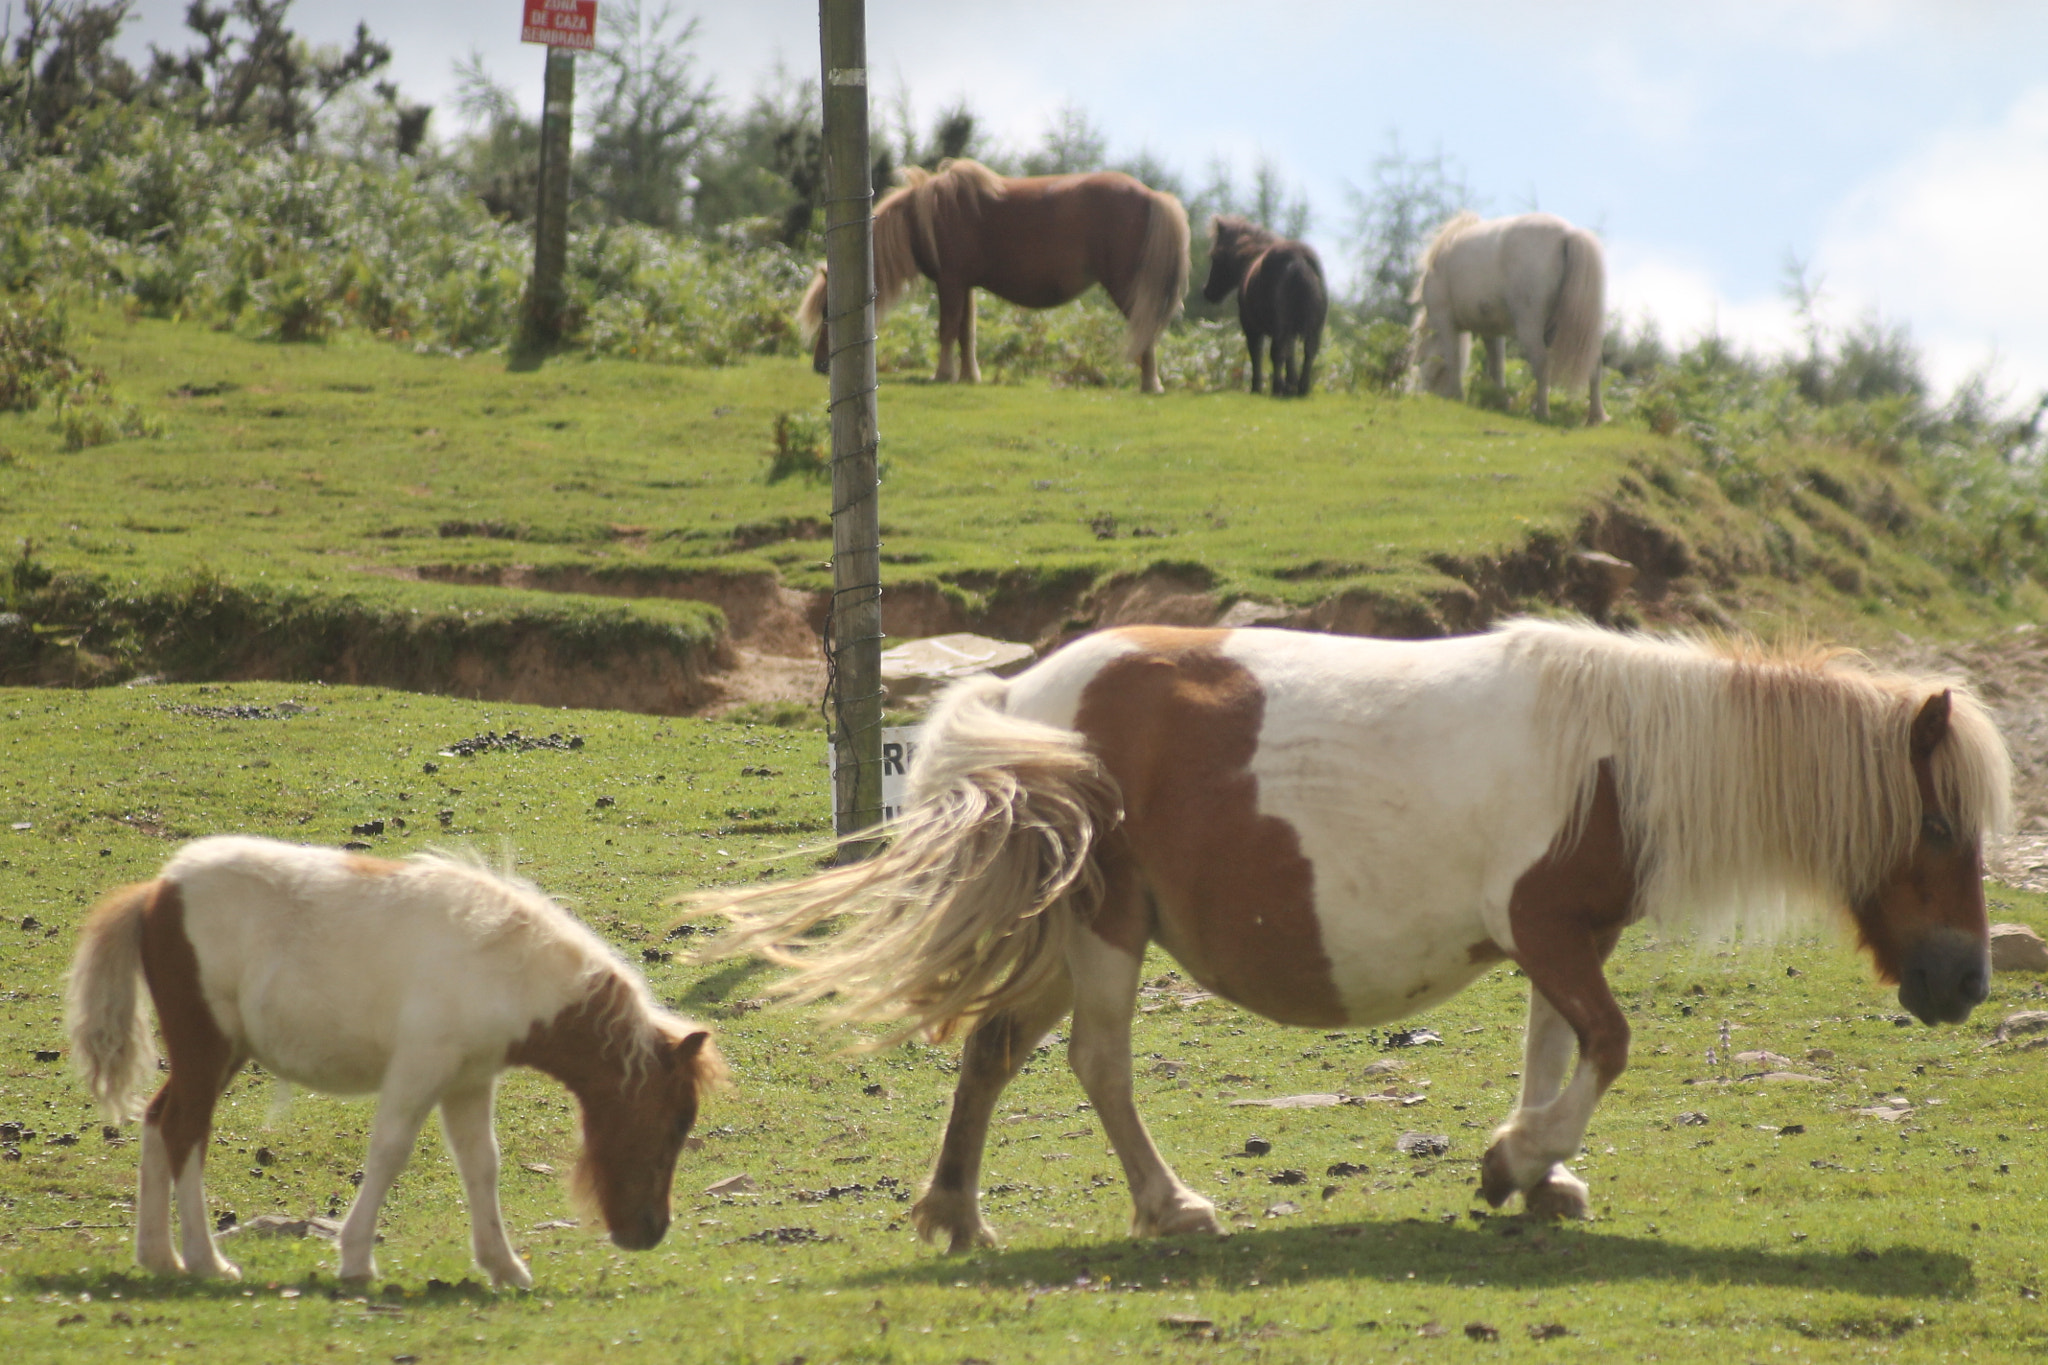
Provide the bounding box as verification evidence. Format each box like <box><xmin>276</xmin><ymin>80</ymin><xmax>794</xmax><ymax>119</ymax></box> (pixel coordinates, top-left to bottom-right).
<box><xmin>1920</xmin><ymin>813</ymin><xmax>1953</xmax><ymax>844</ymax></box>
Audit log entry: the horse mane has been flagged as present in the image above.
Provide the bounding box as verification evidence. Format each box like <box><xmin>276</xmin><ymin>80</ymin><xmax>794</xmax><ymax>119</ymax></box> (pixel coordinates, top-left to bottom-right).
<box><xmin>404</xmin><ymin>849</ymin><xmax>707</xmax><ymax>1081</ymax></box>
<box><xmin>1504</xmin><ymin>618</ymin><xmax>2012</xmax><ymax>940</ymax></box>
<box><xmin>1410</xmin><ymin>210</ymin><xmax>1482</xmax><ymax>303</ymax></box>
<box><xmin>1210</xmin><ymin>214</ymin><xmax>1281</xmax><ymax>258</ymax></box>
<box><xmin>796</xmin><ymin>158</ymin><xmax>1009</xmax><ymax>348</ymax></box>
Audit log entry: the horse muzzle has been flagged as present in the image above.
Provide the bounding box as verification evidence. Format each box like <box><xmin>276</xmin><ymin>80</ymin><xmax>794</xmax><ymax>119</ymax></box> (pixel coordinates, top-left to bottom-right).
<box><xmin>609</xmin><ymin>1206</ymin><xmax>670</xmax><ymax>1251</ymax></box>
<box><xmin>1897</xmin><ymin>927</ymin><xmax>1990</xmax><ymax>1025</ymax></box>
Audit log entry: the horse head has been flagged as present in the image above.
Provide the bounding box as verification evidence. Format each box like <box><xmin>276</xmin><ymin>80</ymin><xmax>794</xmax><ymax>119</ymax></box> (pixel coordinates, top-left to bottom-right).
<box><xmin>1850</xmin><ymin>691</ymin><xmax>1991</xmax><ymax>1025</ymax></box>
<box><xmin>1203</xmin><ymin>216</ymin><xmax>1259</xmax><ymax>303</ymax></box>
<box><xmin>572</xmin><ymin>1025</ymin><xmax>721</xmax><ymax>1250</ymax></box>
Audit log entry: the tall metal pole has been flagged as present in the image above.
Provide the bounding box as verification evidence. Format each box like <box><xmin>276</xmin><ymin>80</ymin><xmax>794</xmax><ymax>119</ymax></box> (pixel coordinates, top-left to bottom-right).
<box><xmin>524</xmin><ymin>47</ymin><xmax>576</xmax><ymax>349</ymax></box>
<box><xmin>819</xmin><ymin>0</ymin><xmax>883</xmax><ymax>856</ymax></box>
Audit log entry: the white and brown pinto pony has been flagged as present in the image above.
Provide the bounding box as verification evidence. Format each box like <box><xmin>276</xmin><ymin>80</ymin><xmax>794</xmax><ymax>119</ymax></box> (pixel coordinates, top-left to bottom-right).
<box><xmin>708</xmin><ymin>621</ymin><xmax>2008</xmax><ymax>1247</ymax></box>
<box><xmin>67</xmin><ymin>837</ymin><xmax>722</xmax><ymax>1287</ymax></box>
<box><xmin>796</xmin><ymin>158</ymin><xmax>1191</xmax><ymax>393</ymax></box>
<box><xmin>1412</xmin><ymin>211</ymin><xmax>1608</xmax><ymax>424</ymax></box>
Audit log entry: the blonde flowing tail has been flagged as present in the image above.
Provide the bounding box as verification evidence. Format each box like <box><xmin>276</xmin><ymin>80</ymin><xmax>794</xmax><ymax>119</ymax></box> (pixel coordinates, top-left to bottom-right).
<box><xmin>1547</xmin><ymin>225</ymin><xmax>1606</xmax><ymax>392</ymax></box>
<box><xmin>695</xmin><ymin>675</ymin><xmax>1122</xmax><ymax>1049</ymax></box>
<box><xmin>66</xmin><ymin>881</ymin><xmax>160</xmax><ymax>1122</ymax></box>
<box><xmin>1123</xmin><ymin>190</ymin><xmax>1191</xmax><ymax>364</ymax></box>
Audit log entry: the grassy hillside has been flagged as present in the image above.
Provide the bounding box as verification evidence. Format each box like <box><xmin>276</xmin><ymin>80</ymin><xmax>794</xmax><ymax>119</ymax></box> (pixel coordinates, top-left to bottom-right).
<box><xmin>1</xmin><ymin>307</ymin><xmax>2039</xmax><ymax>709</ymax></box>
<box><xmin>2</xmin><ymin>681</ymin><xmax>2047</xmax><ymax>1362</ymax></box>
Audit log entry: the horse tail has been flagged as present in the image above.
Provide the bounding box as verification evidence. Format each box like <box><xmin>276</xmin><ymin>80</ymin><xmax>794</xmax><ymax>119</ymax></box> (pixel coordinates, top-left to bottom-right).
<box><xmin>695</xmin><ymin>675</ymin><xmax>1122</xmax><ymax>1049</ymax></box>
<box><xmin>66</xmin><ymin>881</ymin><xmax>160</xmax><ymax>1122</ymax></box>
<box><xmin>1546</xmin><ymin>225</ymin><xmax>1607</xmax><ymax>391</ymax></box>
<box><xmin>795</xmin><ymin>267</ymin><xmax>828</xmax><ymax>348</ymax></box>
<box><xmin>1123</xmin><ymin>189</ymin><xmax>1191</xmax><ymax>364</ymax></box>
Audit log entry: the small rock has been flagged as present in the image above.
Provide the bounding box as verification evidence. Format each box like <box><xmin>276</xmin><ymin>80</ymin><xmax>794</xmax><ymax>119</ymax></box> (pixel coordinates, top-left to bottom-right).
<box><xmin>1159</xmin><ymin>1313</ymin><xmax>1214</xmax><ymax>1332</ymax></box>
<box><xmin>1676</xmin><ymin>1111</ymin><xmax>1710</xmax><ymax>1126</ymax></box>
<box><xmin>1991</xmin><ymin>924</ymin><xmax>2048</xmax><ymax>972</ymax></box>
<box><xmin>1268</xmin><ymin>1168</ymin><xmax>1307</xmax><ymax>1186</ymax></box>
<box><xmin>1264</xmin><ymin>1201</ymin><xmax>1299</xmax><ymax>1217</ymax></box>
<box><xmin>1396</xmin><ymin>1132</ymin><xmax>1450</xmax><ymax>1157</ymax></box>
<box><xmin>220</xmin><ymin>1213</ymin><xmax>341</xmax><ymax>1240</ymax></box>
<box><xmin>595</xmin><ymin>796</ymin><xmax>616</xmax><ymax>809</ymax></box>
<box><xmin>1229</xmin><ymin>1092</ymin><xmax>1343</xmax><ymax>1109</ymax></box>
<box><xmin>1325</xmin><ymin>1161</ymin><xmax>1369</xmax><ymax>1177</ymax></box>
<box><xmin>31</xmin><ymin>1050</ymin><xmax>59</xmax><ymax>1063</ymax></box>
<box><xmin>530</xmin><ymin>1218</ymin><xmax>578</xmax><ymax>1231</ymax></box>
<box><xmin>880</xmin><ymin>634</ymin><xmax>1037</xmax><ymax>699</ymax></box>
<box><xmin>704</xmin><ymin>1172</ymin><xmax>757</xmax><ymax>1196</ymax></box>
<box><xmin>1465</xmin><ymin>1322</ymin><xmax>1501</xmax><ymax>1342</ymax></box>
<box><xmin>1383</xmin><ymin>1027</ymin><xmax>1441</xmax><ymax>1049</ymax></box>
<box><xmin>522</xmin><ymin>1162</ymin><xmax>554</xmax><ymax>1176</ymax></box>
<box><xmin>1995</xmin><ymin>1010</ymin><xmax>2048</xmax><ymax>1043</ymax></box>
<box><xmin>1529</xmin><ymin>1322</ymin><xmax>1571</xmax><ymax>1340</ymax></box>
<box><xmin>349</xmin><ymin>819</ymin><xmax>384</xmax><ymax>837</ymax></box>
<box><xmin>1242</xmin><ymin>1136</ymin><xmax>1272</xmax><ymax>1156</ymax></box>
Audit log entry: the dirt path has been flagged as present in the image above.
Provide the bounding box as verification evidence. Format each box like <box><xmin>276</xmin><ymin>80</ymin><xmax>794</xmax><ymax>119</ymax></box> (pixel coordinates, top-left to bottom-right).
<box><xmin>1880</xmin><ymin>625</ymin><xmax>2048</xmax><ymax>892</ymax></box>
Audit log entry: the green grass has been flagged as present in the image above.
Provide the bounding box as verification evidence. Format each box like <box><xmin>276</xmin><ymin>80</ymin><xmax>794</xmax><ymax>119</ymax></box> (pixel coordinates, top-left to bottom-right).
<box><xmin>3</xmin><ymin>308</ymin><xmax>2036</xmax><ymax>700</ymax></box>
<box><xmin>3</xmin><ymin>684</ymin><xmax>2048</xmax><ymax>1360</ymax></box>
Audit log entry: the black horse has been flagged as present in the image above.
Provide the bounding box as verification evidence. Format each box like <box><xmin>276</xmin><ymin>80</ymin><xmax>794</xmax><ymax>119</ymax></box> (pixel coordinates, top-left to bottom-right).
<box><xmin>1202</xmin><ymin>216</ymin><xmax>1327</xmax><ymax>397</ymax></box>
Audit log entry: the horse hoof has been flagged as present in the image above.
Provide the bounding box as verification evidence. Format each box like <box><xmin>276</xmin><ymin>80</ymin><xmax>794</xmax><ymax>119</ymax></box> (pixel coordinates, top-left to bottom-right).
<box><xmin>1135</xmin><ymin>1197</ymin><xmax>1224</xmax><ymax>1239</ymax></box>
<box><xmin>911</xmin><ymin>1191</ymin><xmax>999</xmax><ymax>1253</ymax></box>
<box><xmin>488</xmin><ymin>1260</ymin><xmax>535</xmax><ymax>1290</ymax></box>
<box><xmin>1523</xmin><ymin>1170</ymin><xmax>1590</xmax><ymax>1221</ymax></box>
<box><xmin>1478</xmin><ymin>1143</ymin><xmax>1519</xmax><ymax>1208</ymax></box>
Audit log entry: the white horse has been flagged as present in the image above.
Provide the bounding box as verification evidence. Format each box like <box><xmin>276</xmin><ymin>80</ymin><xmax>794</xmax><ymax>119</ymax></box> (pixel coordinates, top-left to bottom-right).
<box><xmin>1412</xmin><ymin>211</ymin><xmax>1607</xmax><ymax>425</ymax></box>
<box><xmin>703</xmin><ymin>621</ymin><xmax>2007</xmax><ymax>1249</ymax></box>
<box><xmin>67</xmin><ymin>837</ymin><xmax>722</xmax><ymax>1287</ymax></box>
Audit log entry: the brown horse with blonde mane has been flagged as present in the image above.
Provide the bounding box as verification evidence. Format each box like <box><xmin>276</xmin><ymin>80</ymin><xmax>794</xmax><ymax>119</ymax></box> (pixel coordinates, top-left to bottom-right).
<box><xmin>797</xmin><ymin>158</ymin><xmax>1191</xmax><ymax>393</ymax></box>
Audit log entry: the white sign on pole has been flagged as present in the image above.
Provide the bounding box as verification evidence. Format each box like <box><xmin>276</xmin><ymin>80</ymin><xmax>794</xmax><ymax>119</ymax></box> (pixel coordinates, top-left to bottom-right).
<box><xmin>828</xmin><ymin>725</ymin><xmax>919</xmax><ymax>835</ymax></box>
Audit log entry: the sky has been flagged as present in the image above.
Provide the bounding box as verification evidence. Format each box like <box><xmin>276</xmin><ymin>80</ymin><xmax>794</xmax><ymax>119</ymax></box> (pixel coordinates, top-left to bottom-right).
<box><xmin>113</xmin><ymin>0</ymin><xmax>2048</xmax><ymax>408</ymax></box>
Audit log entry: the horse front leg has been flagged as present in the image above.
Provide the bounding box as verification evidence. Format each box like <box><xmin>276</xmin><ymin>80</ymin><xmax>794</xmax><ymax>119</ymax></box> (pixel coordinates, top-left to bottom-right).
<box><xmin>438</xmin><ymin>1079</ymin><xmax>530</xmax><ymax>1289</ymax></box>
<box><xmin>1480</xmin><ymin>761</ymin><xmax>1633</xmax><ymax>1218</ymax></box>
<box><xmin>960</xmin><ymin>289</ymin><xmax>981</xmax><ymax>383</ymax></box>
<box><xmin>339</xmin><ymin>1054</ymin><xmax>452</xmax><ymax>1284</ymax></box>
<box><xmin>1481</xmin><ymin>983</ymin><xmax>1610</xmax><ymax>1217</ymax></box>
<box><xmin>1066</xmin><ymin>930</ymin><xmax>1221</xmax><ymax>1238</ymax></box>
<box><xmin>1246</xmin><ymin>332</ymin><xmax>1264</xmax><ymax>395</ymax></box>
<box><xmin>933</xmin><ymin>283</ymin><xmax>961</xmax><ymax>382</ymax></box>
<box><xmin>912</xmin><ymin>975</ymin><xmax>1074</xmax><ymax>1252</ymax></box>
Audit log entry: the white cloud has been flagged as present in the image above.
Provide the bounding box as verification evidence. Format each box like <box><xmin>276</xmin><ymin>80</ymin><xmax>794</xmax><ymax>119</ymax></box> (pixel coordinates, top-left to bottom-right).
<box><xmin>1603</xmin><ymin>243</ymin><xmax>1801</xmax><ymax>358</ymax></box>
<box><xmin>1575</xmin><ymin>39</ymin><xmax>1705</xmax><ymax>145</ymax></box>
<box><xmin>1812</xmin><ymin>86</ymin><xmax>2048</xmax><ymax>402</ymax></box>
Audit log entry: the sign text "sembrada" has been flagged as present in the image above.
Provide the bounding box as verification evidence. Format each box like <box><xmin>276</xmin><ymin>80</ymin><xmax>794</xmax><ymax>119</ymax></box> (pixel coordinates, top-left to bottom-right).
<box><xmin>521</xmin><ymin>0</ymin><xmax>597</xmax><ymax>50</ymax></box>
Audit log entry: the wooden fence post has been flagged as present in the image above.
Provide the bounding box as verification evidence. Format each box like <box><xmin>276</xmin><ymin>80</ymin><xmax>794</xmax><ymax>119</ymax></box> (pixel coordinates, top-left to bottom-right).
<box><xmin>818</xmin><ymin>0</ymin><xmax>884</xmax><ymax>857</ymax></box>
<box><xmin>523</xmin><ymin>46</ymin><xmax>576</xmax><ymax>349</ymax></box>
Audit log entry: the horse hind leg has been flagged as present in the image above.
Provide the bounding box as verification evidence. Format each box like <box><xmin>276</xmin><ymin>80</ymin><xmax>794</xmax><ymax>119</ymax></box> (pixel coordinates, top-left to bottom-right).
<box><xmin>1272</xmin><ymin>332</ymin><xmax>1298</xmax><ymax>398</ymax></box>
<box><xmin>912</xmin><ymin>973</ymin><xmax>1074</xmax><ymax>1252</ymax></box>
<box><xmin>1066</xmin><ymin>928</ymin><xmax>1221</xmax><ymax>1239</ymax></box>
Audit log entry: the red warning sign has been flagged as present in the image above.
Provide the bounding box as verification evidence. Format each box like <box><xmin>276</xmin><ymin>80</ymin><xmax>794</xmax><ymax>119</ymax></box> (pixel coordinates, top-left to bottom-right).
<box><xmin>521</xmin><ymin>0</ymin><xmax>597</xmax><ymax>50</ymax></box>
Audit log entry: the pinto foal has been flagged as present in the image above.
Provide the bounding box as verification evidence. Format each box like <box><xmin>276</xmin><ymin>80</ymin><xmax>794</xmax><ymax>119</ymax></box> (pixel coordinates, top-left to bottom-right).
<box><xmin>67</xmin><ymin>837</ymin><xmax>721</xmax><ymax>1287</ymax></box>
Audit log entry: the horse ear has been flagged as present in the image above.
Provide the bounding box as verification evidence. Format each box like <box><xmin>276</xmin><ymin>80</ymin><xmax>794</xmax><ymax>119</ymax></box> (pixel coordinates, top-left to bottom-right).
<box><xmin>1910</xmin><ymin>690</ymin><xmax>1952</xmax><ymax>762</ymax></box>
<box><xmin>671</xmin><ymin>1030</ymin><xmax>710</xmax><ymax>1064</ymax></box>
